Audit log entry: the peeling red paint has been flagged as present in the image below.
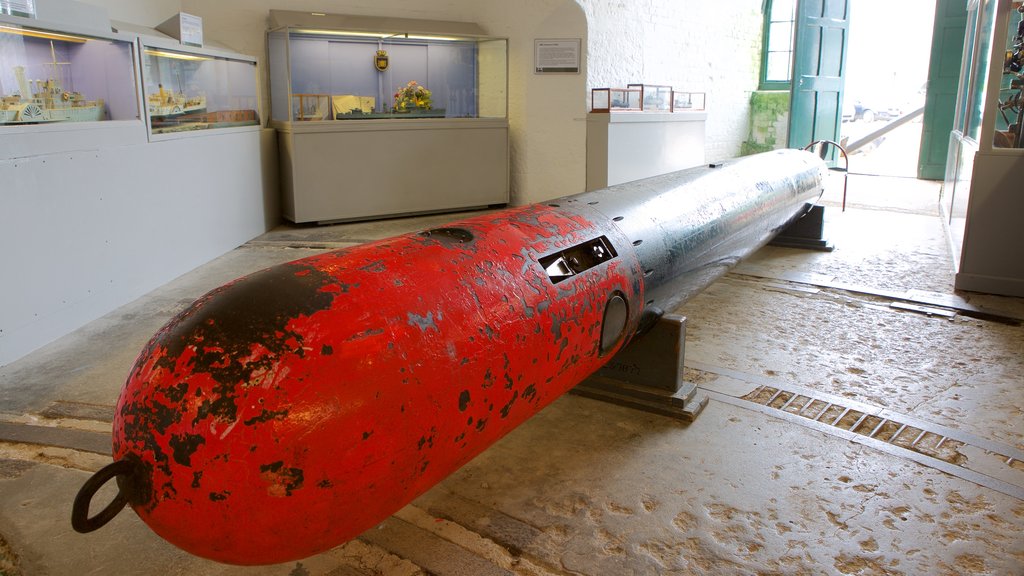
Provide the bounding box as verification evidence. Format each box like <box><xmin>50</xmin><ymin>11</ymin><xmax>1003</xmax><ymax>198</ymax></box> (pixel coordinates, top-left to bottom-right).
<box><xmin>112</xmin><ymin>204</ymin><xmax>644</xmax><ymax>564</ymax></box>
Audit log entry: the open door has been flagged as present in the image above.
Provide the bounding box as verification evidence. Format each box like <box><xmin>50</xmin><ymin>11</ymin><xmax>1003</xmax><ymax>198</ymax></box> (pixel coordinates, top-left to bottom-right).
<box><xmin>788</xmin><ymin>0</ymin><xmax>851</xmax><ymax>149</ymax></box>
<box><xmin>918</xmin><ymin>0</ymin><xmax>969</xmax><ymax>180</ymax></box>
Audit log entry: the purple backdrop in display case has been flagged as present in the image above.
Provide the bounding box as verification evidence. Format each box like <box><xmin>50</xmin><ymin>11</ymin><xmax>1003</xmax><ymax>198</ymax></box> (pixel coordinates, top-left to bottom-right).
<box><xmin>0</xmin><ymin>30</ymin><xmax>136</xmax><ymax>122</ymax></box>
<box><xmin>288</xmin><ymin>36</ymin><xmax>478</xmax><ymax>118</ymax></box>
<box><xmin>68</xmin><ymin>40</ymin><xmax>137</xmax><ymax>121</ymax></box>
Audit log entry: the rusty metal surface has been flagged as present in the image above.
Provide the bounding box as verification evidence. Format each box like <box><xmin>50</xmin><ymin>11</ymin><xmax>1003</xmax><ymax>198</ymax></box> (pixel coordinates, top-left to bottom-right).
<box><xmin>90</xmin><ymin>149</ymin><xmax>825</xmax><ymax>565</ymax></box>
<box><xmin>112</xmin><ymin>205</ymin><xmax>643</xmax><ymax>564</ymax></box>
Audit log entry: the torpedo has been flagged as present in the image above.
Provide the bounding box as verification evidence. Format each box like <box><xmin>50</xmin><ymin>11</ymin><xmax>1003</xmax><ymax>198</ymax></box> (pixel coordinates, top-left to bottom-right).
<box><xmin>72</xmin><ymin>148</ymin><xmax>826</xmax><ymax>565</ymax></box>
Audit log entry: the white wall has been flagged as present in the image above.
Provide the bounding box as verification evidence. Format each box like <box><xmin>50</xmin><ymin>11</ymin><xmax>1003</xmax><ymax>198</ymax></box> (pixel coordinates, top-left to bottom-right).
<box><xmin>87</xmin><ymin>0</ymin><xmax>179</xmax><ymax>27</ymax></box>
<box><xmin>579</xmin><ymin>0</ymin><xmax>764</xmax><ymax>162</ymax></box>
<box><xmin>473</xmin><ymin>1</ymin><xmax>588</xmax><ymax>204</ymax></box>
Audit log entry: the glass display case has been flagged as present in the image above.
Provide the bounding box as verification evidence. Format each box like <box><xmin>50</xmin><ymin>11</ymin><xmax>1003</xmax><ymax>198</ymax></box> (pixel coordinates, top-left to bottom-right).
<box><xmin>590</xmin><ymin>87</ymin><xmax>641</xmax><ymax>112</ymax></box>
<box><xmin>991</xmin><ymin>0</ymin><xmax>1024</xmax><ymax>147</ymax></box>
<box><xmin>268</xmin><ymin>27</ymin><xmax>507</xmax><ymax>121</ymax></box>
<box><xmin>944</xmin><ymin>0</ymin><xmax>995</xmax><ymax>262</ymax></box>
<box><xmin>672</xmin><ymin>91</ymin><xmax>706</xmax><ymax>112</ymax></box>
<box><xmin>627</xmin><ymin>83</ymin><xmax>672</xmax><ymax>112</ymax></box>
<box><xmin>265</xmin><ymin>11</ymin><xmax>510</xmax><ymax>224</ymax></box>
<box><xmin>0</xmin><ymin>15</ymin><xmax>137</xmax><ymax>126</ymax></box>
<box><xmin>139</xmin><ymin>39</ymin><xmax>260</xmax><ymax>137</ymax></box>
<box><xmin>945</xmin><ymin>0</ymin><xmax>1024</xmax><ymax>296</ymax></box>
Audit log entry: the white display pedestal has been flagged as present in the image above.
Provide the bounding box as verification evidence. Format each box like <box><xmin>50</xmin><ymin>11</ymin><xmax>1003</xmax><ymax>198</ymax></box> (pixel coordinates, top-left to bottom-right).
<box><xmin>586</xmin><ymin>112</ymin><xmax>707</xmax><ymax>191</ymax></box>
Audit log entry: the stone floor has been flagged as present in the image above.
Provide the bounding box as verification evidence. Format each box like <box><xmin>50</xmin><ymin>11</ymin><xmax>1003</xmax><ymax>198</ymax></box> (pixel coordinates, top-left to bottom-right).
<box><xmin>1</xmin><ymin>174</ymin><xmax>1023</xmax><ymax>575</ymax></box>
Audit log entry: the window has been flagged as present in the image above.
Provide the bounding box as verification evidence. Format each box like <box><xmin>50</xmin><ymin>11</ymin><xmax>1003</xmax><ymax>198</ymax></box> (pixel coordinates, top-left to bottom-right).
<box><xmin>760</xmin><ymin>0</ymin><xmax>797</xmax><ymax>90</ymax></box>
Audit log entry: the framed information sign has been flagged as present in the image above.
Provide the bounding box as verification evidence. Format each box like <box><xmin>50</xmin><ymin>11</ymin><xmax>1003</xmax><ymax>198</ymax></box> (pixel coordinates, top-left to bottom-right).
<box><xmin>534</xmin><ymin>38</ymin><xmax>580</xmax><ymax>74</ymax></box>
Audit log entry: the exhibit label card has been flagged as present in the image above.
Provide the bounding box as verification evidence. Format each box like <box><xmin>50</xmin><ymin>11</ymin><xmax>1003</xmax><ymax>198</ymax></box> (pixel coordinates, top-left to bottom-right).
<box><xmin>535</xmin><ymin>39</ymin><xmax>580</xmax><ymax>74</ymax></box>
<box><xmin>180</xmin><ymin>13</ymin><xmax>203</xmax><ymax>47</ymax></box>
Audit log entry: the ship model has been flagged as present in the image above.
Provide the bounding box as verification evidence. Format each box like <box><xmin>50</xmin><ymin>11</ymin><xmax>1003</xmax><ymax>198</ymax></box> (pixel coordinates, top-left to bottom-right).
<box><xmin>147</xmin><ymin>83</ymin><xmax>207</xmax><ymax>119</ymax></box>
<box><xmin>0</xmin><ymin>42</ymin><xmax>105</xmax><ymax>124</ymax></box>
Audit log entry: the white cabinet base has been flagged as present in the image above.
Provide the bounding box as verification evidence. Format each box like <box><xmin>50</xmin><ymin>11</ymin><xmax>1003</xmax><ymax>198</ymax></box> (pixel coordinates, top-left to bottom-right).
<box><xmin>586</xmin><ymin>112</ymin><xmax>707</xmax><ymax>191</ymax></box>
<box><xmin>274</xmin><ymin>118</ymin><xmax>509</xmax><ymax>223</ymax></box>
<box><xmin>955</xmin><ymin>151</ymin><xmax>1024</xmax><ymax>297</ymax></box>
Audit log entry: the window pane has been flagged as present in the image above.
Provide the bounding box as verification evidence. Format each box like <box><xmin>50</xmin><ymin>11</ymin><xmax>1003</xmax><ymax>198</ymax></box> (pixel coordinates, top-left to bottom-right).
<box><xmin>770</xmin><ymin>0</ymin><xmax>796</xmax><ymax>21</ymax></box>
<box><xmin>768</xmin><ymin>22</ymin><xmax>793</xmax><ymax>52</ymax></box>
<box><xmin>766</xmin><ymin>52</ymin><xmax>792</xmax><ymax>83</ymax></box>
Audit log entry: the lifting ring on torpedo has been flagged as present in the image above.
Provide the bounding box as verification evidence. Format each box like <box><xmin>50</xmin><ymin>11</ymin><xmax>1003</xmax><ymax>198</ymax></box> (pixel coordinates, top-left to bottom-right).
<box><xmin>72</xmin><ymin>459</ymin><xmax>136</xmax><ymax>533</ymax></box>
<box><xmin>803</xmin><ymin>140</ymin><xmax>849</xmax><ymax>211</ymax></box>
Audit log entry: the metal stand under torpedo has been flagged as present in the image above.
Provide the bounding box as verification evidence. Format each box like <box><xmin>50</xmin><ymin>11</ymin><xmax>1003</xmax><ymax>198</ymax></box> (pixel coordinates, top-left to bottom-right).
<box><xmin>574</xmin><ymin>313</ymin><xmax>707</xmax><ymax>421</ymax></box>
<box><xmin>573</xmin><ymin>151</ymin><xmax>838</xmax><ymax>422</ymax></box>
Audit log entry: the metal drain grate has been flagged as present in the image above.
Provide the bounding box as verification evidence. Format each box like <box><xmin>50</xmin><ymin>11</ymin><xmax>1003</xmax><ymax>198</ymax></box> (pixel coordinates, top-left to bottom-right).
<box><xmin>742</xmin><ymin>386</ymin><xmax>973</xmax><ymax>466</ymax></box>
<box><xmin>688</xmin><ymin>360</ymin><xmax>1024</xmax><ymax>501</ymax></box>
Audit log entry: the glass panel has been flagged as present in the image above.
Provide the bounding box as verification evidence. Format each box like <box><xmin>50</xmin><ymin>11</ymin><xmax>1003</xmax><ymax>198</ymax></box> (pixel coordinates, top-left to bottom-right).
<box><xmin>0</xmin><ymin>23</ymin><xmax>136</xmax><ymax>125</ymax></box>
<box><xmin>967</xmin><ymin>0</ymin><xmax>996</xmax><ymax>141</ymax></box>
<box><xmin>993</xmin><ymin>0</ymin><xmax>1024</xmax><ymax>147</ymax></box>
<box><xmin>627</xmin><ymin>84</ymin><xmax>672</xmax><ymax>111</ymax></box>
<box><xmin>478</xmin><ymin>38</ymin><xmax>507</xmax><ymax>118</ymax></box>
<box><xmin>672</xmin><ymin>90</ymin><xmax>705</xmax><ymax>111</ymax></box>
<box><xmin>770</xmin><ymin>0</ymin><xmax>796</xmax><ymax>21</ymax></box>
<box><xmin>276</xmin><ymin>29</ymin><xmax>507</xmax><ymax>121</ymax></box>
<box><xmin>768</xmin><ymin>21</ymin><xmax>793</xmax><ymax>52</ymax></box>
<box><xmin>142</xmin><ymin>46</ymin><xmax>260</xmax><ymax>134</ymax></box>
<box><xmin>954</xmin><ymin>4</ymin><xmax>979</xmax><ymax>135</ymax></box>
<box><xmin>766</xmin><ymin>51</ymin><xmax>792</xmax><ymax>82</ymax></box>
<box><xmin>269</xmin><ymin>29</ymin><xmax>290</xmax><ymax>122</ymax></box>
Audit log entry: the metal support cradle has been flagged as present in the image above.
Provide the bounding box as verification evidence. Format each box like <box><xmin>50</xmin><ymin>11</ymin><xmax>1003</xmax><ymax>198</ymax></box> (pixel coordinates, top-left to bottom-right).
<box><xmin>573</xmin><ymin>314</ymin><xmax>708</xmax><ymax>422</ymax></box>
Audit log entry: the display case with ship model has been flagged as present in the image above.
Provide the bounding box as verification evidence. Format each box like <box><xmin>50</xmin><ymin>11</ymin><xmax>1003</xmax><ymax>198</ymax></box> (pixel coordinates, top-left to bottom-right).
<box><xmin>267</xmin><ymin>10</ymin><xmax>509</xmax><ymax>223</ymax></box>
<box><xmin>627</xmin><ymin>84</ymin><xmax>673</xmax><ymax>112</ymax></box>
<box><xmin>672</xmin><ymin>90</ymin><xmax>706</xmax><ymax>112</ymax></box>
<box><xmin>139</xmin><ymin>37</ymin><xmax>260</xmax><ymax>139</ymax></box>
<box><xmin>0</xmin><ymin>14</ymin><xmax>138</xmax><ymax>127</ymax></box>
<box><xmin>590</xmin><ymin>87</ymin><xmax>641</xmax><ymax>112</ymax></box>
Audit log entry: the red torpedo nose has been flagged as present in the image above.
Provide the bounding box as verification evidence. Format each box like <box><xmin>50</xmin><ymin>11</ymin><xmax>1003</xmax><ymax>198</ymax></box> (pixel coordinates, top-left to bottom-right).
<box><xmin>110</xmin><ymin>204</ymin><xmax>643</xmax><ymax>564</ymax></box>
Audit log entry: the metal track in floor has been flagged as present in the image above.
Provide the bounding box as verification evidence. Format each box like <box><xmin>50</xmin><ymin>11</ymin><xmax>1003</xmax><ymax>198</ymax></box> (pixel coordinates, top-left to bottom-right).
<box><xmin>689</xmin><ymin>360</ymin><xmax>1024</xmax><ymax>501</ymax></box>
<box><xmin>726</xmin><ymin>269</ymin><xmax>1024</xmax><ymax>325</ymax></box>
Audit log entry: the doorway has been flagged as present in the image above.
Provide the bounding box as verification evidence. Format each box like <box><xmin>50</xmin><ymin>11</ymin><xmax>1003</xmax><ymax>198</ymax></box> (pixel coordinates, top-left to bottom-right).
<box><xmin>839</xmin><ymin>0</ymin><xmax>937</xmax><ymax>180</ymax></box>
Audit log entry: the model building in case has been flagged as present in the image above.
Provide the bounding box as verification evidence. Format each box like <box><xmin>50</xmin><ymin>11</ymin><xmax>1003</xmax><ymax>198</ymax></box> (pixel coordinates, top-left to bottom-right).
<box><xmin>268</xmin><ymin>25</ymin><xmax>507</xmax><ymax>121</ymax></box>
<box><xmin>0</xmin><ymin>17</ymin><xmax>136</xmax><ymax>125</ymax></box>
<box><xmin>141</xmin><ymin>43</ymin><xmax>259</xmax><ymax>134</ymax></box>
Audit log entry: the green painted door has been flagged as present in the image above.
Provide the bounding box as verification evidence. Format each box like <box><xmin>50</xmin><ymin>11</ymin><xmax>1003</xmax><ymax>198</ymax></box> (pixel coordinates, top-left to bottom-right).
<box><xmin>918</xmin><ymin>0</ymin><xmax>969</xmax><ymax>180</ymax></box>
<box><xmin>788</xmin><ymin>0</ymin><xmax>850</xmax><ymax>150</ymax></box>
